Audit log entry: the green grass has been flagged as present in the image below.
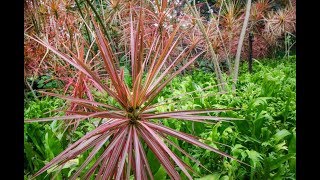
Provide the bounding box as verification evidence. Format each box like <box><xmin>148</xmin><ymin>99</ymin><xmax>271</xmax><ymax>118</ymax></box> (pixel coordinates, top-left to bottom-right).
<box><xmin>24</xmin><ymin>56</ymin><xmax>296</xmax><ymax>179</ymax></box>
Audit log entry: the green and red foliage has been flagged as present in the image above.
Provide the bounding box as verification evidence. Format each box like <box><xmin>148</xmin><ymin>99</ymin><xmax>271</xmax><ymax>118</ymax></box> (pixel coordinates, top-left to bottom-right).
<box><xmin>25</xmin><ymin>5</ymin><xmax>248</xmax><ymax>179</ymax></box>
<box><xmin>24</xmin><ymin>0</ymin><xmax>82</xmax><ymax>78</ymax></box>
<box><xmin>264</xmin><ymin>6</ymin><xmax>296</xmax><ymax>39</ymax></box>
<box><xmin>24</xmin><ymin>0</ymin><xmax>296</xmax><ymax>82</ymax></box>
<box><xmin>23</xmin><ymin>0</ymin><xmax>297</xmax><ymax>178</ymax></box>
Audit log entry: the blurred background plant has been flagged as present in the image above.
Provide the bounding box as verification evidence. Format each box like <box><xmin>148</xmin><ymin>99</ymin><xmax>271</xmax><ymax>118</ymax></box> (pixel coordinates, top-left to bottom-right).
<box><xmin>24</xmin><ymin>0</ymin><xmax>296</xmax><ymax>93</ymax></box>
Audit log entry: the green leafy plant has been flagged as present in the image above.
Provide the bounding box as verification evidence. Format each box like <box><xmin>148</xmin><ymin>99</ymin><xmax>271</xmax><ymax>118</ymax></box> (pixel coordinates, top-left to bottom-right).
<box><xmin>24</xmin><ymin>97</ymin><xmax>67</xmax><ymax>179</ymax></box>
<box><xmin>153</xmin><ymin>56</ymin><xmax>296</xmax><ymax>179</ymax></box>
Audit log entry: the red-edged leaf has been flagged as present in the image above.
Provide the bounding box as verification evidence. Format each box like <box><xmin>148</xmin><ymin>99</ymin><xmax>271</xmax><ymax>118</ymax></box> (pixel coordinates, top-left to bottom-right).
<box><xmin>25</xmin><ymin>115</ymin><xmax>86</xmax><ymax>123</ymax></box>
<box><xmin>84</xmin><ymin>126</ymin><xmax>129</xmax><ymax>178</ymax></box>
<box><xmin>137</xmin><ymin>125</ymin><xmax>180</xmax><ymax>179</ymax></box>
<box><xmin>126</xmin><ymin>132</ymin><xmax>134</xmax><ymax>179</ymax></box>
<box><xmin>115</xmin><ymin>126</ymin><xmax>133</xmax><ymax>180</ymax></box>
<box><xmin>102</xmin><ymin>128</ymin><xmax>128</xmax><ymax>179</ymax></box>
<box><xmin>25</xmin><ymin>111</ymin><xmax>127</xmax><ymax>123</ymax></box>
<box><xmin>143</xmin><ymin>51</ymin><xmax>205</xmax><ymax>110</ymax></box>
<box><xmin>147</xmin><ymin>41</ymin><xmax>199</xmax><ymax>93</ymax></box>
<box><xmin>143</xmin><ymin>108</ymin><xmax>237</xmax><ymax>118</ymax></box>
<box><xmin>145</xmin><ymin>114</ymin><xmax>243</xmax><ymax>121</ymax></box>
<box><xmin>133</xmin><ymin>127</ymin><xmax>142</xmax><ymax>179</ymax></box>
<box><xmin>32</xmin><ymin>119</ymin><xmax>128</xmax><ymax>178</ymax></box>
<box><xmin>92</xmin><ymin>19</ymin><xmax>128</xmax><ymax>104</ymax></box>
<box><xmin>26</xmin><ymin>34</ymin><xmax>127</xmax><ymax>109</ymax></box>
<box><xmin>139</xmin><ymin>122</ymin><xmax>193</xmax><ymax>179</ymax></box>
<box><xmin>145</xmin><ymin>122</ymin><xmax>250</xmax><ymax>167</ymax></box>
<box><xmin>70</xmin><ymin>132</ymin><xmax>112</xmax><ymax>179</ymax></box>
<box><xmin>160</xmin><ymin>133</ymin><xmax>213</xmax><ymax>174</ymax></box>
<box><xmin>130</xmin><ymin>8</ymin><xmax>136</xmax><ymax>81</ymax></box>
<box><xmin>137</xmin><ymin>137</ymin><xmax>154</xmax><ymax>180</ymax></box>
<box><xmin>39</xmin><ymin>87</ymin><xmax>119</xmax><ymax>110</ymax></box>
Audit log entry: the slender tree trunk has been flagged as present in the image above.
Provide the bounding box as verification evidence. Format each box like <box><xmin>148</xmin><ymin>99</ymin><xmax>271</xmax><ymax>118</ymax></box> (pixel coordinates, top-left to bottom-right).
<box><xmin>186</xmin><ymin>1</ymin><xmax>226</xmax><ymax>92</ymax></box>
<box><xmin>232</xmin><ymin>0</ymin><xmax>252</xmax><ymax>92</ymax></box>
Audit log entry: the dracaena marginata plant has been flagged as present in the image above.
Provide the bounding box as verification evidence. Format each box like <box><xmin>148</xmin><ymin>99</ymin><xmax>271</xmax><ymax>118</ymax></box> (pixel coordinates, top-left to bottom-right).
<box><xmin>25</xmin><ymin>7</ymin><xmax>248</xmax><ymax>180</ymax></box>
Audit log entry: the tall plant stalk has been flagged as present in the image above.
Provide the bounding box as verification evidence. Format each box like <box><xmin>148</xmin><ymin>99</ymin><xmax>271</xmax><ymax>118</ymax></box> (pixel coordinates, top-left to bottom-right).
<box><xmin>205</xmin><ymin>0</ymin><xmax>232</xmax><ymax>71</ymax></box>
<box><xmin>186</xmin><ymin>0</ymin><xmax>226</xmax><ymax>92</ymax></box>
<box><xmin>232</xmin><ymin>0</ymin><xmax>252</xmax><ymax>92</ymax></box>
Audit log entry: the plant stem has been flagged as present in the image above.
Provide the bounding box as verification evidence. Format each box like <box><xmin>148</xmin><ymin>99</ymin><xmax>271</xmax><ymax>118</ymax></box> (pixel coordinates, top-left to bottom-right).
<box><xmin>75</xmin><ymin>0</ymin><xmax>92</xmax><ymax>45</ymax></box>
<box><xmin>205</xmin><ymin>0</ymin><xmax>231</xmax><ymax>71</ymax></box>
<box><xmin>186</xmin><ymin>0</ymin><xmax>226</xmax><ymax>92</ymax></box>
<box><xmin>232</xmin><ymin>0</ymin><xmax>252</xmax><ymax>93</ymax></box>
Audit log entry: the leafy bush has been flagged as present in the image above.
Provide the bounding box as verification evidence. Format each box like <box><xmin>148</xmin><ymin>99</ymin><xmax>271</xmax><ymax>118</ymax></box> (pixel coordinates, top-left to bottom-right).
<box><xmin>154</xmin><ymin>56</ymin><xmax>296</xmax><ymax>179</ymax></box>
<box><xmin>24</xmin><ymin>97</ymin><xmax>68</xmax><ymax>179</ymax></box>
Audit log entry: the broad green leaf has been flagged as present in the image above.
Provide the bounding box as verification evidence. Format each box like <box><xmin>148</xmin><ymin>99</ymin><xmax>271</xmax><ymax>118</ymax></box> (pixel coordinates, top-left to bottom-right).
<box><xmin>270</xmin><ymin>153</ymin><xmax>295</xmax><ymax>171</ymax></box>
<box><xmin>273</xmin><ymin>129</ymin><xmax>291</xmax><ymax>143</ymax></box>
<box><xmin>274</xmin><ymin>141</ymin><xmax>288</xmax><ymax>152</ymax></box>
<box><xmin>154</xmin><ymin>166</ymin><xmax>167</xmax><ymax>180</ymax></box>
<box><xmin>211</xmin><ymin>122</ymin><xmax>221</xmax><ymax>141</ymax></box>
<box><xmin>147</xmin><ymin>149</ymin><xmax>161</xmax><ymax>174</ymax></box>
<box><xmin>246</xmin><ymin>150</ymin><xmax>263</xmax><ymax>168</ymax></box>
<box><xmin>288</xmin><ymin>131</ymin><xmax>296</xmax><ymax>154</ymax></box>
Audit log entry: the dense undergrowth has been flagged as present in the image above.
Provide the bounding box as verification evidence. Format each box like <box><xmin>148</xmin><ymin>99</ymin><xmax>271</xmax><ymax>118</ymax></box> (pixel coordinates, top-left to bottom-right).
<box><xmin>24</xmin><ymin>56</ymin><xmax>296</xmax><ymax>179</ymax></box>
